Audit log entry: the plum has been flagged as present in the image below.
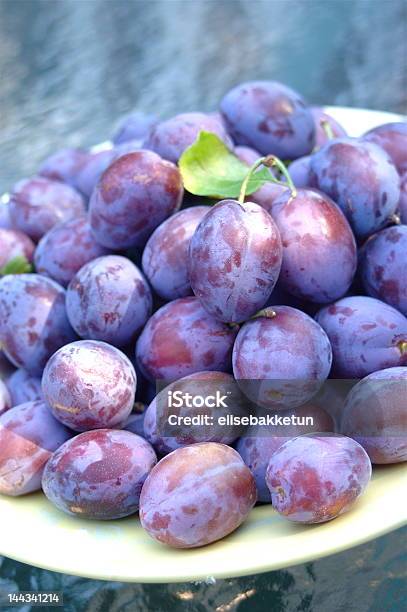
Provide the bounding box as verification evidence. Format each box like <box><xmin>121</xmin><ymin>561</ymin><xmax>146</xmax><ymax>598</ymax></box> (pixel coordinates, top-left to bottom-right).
<box><xmin>142</xmin><ymin>206</ymin><xmax>210</xmax><ymax>301</ymax></box>
<box><xmin>220</xmin><ymin>81</ymin><xmax>315</xmax><ymax>159</ymax></box>
<box><xmin>113</xmin><ymin>111</ymin><xmax>158</xmax><ymax>145</ymax></box>
<box><xmin>236</xmin><ymin>404</ymin><xmax>334</xmax><ymax>502</ymax></box>
<box><xmin>0</xmin><ymin>380</ymin><xmax>11</xmax><ymax>416</ymax></box>
<box><xmin>123</xmin><ymin>411</ymin><xmax>146</xmax><ymax>438</ymax></box>
<box><xmin>341</xmin><ymin>367</ymin><xmax>407</xmax><ymax>464</ymax></box>
<box><xmin>0</xmin><ymin>274</ymin><xmax>76</xmax><ymax>375</ymax></box>
<box><xmin>189</xmin><ymin>199</ymin><xmax>282</xmax><ymax>323</ymax></box>
<box><xmin>135</xmin><ymin>297</ymin><xmax>238</xmax><ymax>383</ymax></box>
<box><xmin>288</xmin><ymin>156</ymin><xmax>311</xmax><ymax>188</ymax></box>
<box><xmin>139</xmin><ymin>442</ymin><xmax>257</xmax><ymax>548</ymax></box>
<box><xmin>0</xmin><ymin>401</ymin><xmax>72</xmax><ymax>496</ymax></box>
<box><xmin>272</xmin><ymin>189</ymin><xmax>357</xmax><ymax>303</ymax></box>
<box><xmin>143</xmin><ymin>112</ymin><xmax>233</xmax><ymax>164</ymax></box>
<box><xmin>363</xmin><ymin>122</ymin><xmax>407</xmax><ymax>174</ymax></box>
<box><xmin>316</xmin><ymin>296</ymin><xmax>407</xmax><ymax>378</ymax></box>
<box><xmin>311</xmin><ymin>107</ymin><xmax>347</xmax><ymax>148</ymax></box>
<box><xmin>66</xmin><ymin>255</ymin><xmax>152</xmax><ymax>346</ymax></box>
<box><xmin>359</xmin><ymin>225</ymin><xmax>407</xmax><ymax>315</ymax></box>
<box><xmin>234</xmin><ymin>145</ymin><xmax>288</xmax><ymax>212</ymax></box>
<box><xmin>9</xmin><ymin>176</ymin><xmax>86</xmax><ymax>241</ymax></box>
<box><xmin>233</xmin><ymin>306</ymin><xmax>332</xmax><ymax>409</ymax></box>
<box><xmin>0</xmin><ymin>201</ymin><xmax>14</xmax><ymax>230</ymax></box>
<box><xmin>143</xmin><ymin>371</ymin><xmax>248</xmax><ymax>454</ymax></box>
<box><xmin>6</xmin><ymin>369</ymin><xmax>43</xmax><ymax>407</ymax></box>
<box><xmin>309</xmin><ymin>138</ymin><xmax>400</xmax><ymax>237</ymax></box>
<box><xmin>34</xmin><ymin>216</ymin><xmax>110</xmax><ymax>287</ymax></box>
<box><xmin>266</xmin><ymin>434</ymin><xmax>372</xmax><ymax>523</ymax></box>
<box><xmin>42</xmin><ymin>340</ymin><xmax>136</xmax><ymax>432</ymax></box>
<box><xmin>42</xmin><ymin>429</ymin><xmax>157</xmax><ymax>519</ymax></box>
<box><xmin>38</xmin><ymin>147</ymin><xmax>89</xmax><ymax>189</ymax></box>
<box><xmin>89</xmin><ymin>151</ymin><xmax>183</xmax><ymax>249</ymax></box>
<box><xmin>0</xmin><ymin>228</ymin><xmax>35</xmax><ymax>269</ymax></box>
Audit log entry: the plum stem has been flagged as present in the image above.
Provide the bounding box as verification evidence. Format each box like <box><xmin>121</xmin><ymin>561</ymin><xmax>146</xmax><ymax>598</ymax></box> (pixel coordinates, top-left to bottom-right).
<box><xmin>397</xmin><ymin>340</ymin><xmax>407</xmax><ymax>355</ymax></box>
<box><xmin>238</xmin><ymin>155</ymin><xmax>296</xmax><ymax>204</ymax></box>
<box><xmin>321</xmin><ymin>119</ymin><xmax>335</xmax><ymax>141</ymax></box>
<box><xmin>251</xmin><ymin>307</ymin><xmax>277</xmax><ymax>320</ymax></box>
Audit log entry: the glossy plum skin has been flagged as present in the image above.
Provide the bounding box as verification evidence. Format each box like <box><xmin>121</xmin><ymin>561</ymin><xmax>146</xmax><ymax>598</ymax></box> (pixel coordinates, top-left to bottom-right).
<box><xmin>311</xmin><ymin>107</ymin><xmax>347</xmax><ymax>148</ymax></box>
<box><xmin>34</xmin><ymin>216</ymin><xmax>110</xmax><ymax>287</ymax></box>
<box><xmin>139</xmin><ymin>443</ymin><xmax>257</xmax><ymax>548</ymax></box>
<box><xmin>288</xmin><ymin>156</ymin><xmax>311</xmax><ymax>188</ymax></box>
<box><xmin>363</xmin><ymin>122</ymin><xmax>407</xmax><ymax>174</ymax></box>
<box><xmin>316</xmin><ymin>296</ymin><xmax>407</xmax><ymax>378</ymax></box>
<box><xmin>272</xmin><ymin>189</ymin><xmax>357</xmax><ymax>303</ymax></box>
<box><xmin>309</xmin><ymin>138</ymin><xmax>400</xmax><ymax>237</ymax></box>
<box><xmin>113</xmin><ymin>111</ymin><xmax>158</xmax><ymax>145</ymax></box>
<box><xmin>234</xmin><ymin>145</ymin><xmax>288</xmax><ymax>212</ymax></box>
<box><xmin>265</xmin><ymin>434</ymin><xmax>371</xmax><ymax>523</ymax></box>
<box><xmin>143</xmin><ymin>371</ymin><xmax>248</xmax><ymax>454</ymax></box>
<box><xmin>6</xmin><ymin>369</ymin><xmax>43</xmax><ymax>407</ymax></box>
<box><xmin>0</xmin><ymin>380</ymin><xmax>11</xmax><ymax>416</ymax></box>
<box><xmin>220</xmin><ymin>81</ymin><xmax>315</xmax><ymax>159</ymax></box>
<box><xmin>341</xmin><ymin>367</ymin><xmax>407</xmax><ymax>464</ymax></box>
<box><xmin>42</xmin><ymin>429</ymin><xmax>157</xmax><ymax>519</ymax></box>
<box><xmin>0</xmin><ymin>274</ymin><xmax>76</xmax><ymax>375</ymax></box>
<box><xmin>9</xmin><ymin>176</ymin><xmax>86</xmax><ymax>241</ymax></box>
<box><xmin>0</xmin><ymin>401</ymin><xmax>72</xmax><ymax>496</ymax></box>
<box><xmin>38</xmin><ymin>147</ymin><xmax>89</xmax><ymax>189</ymax></box>
<box><xmin>189</xmin><ymin>199</ymin><xmax>282</xmax><ymax>323</ymax></box>
<box><xmin>0</xmin><ymin>228</ymin><xmax>35</xmax><ymax>268</ymax></box>
<box><xmin>42</xmin><ymin>340</ymin><xmax>136</xmax><ymax>432</ymax></box>
<box><xmin>136</xmin><ymin>297</ymin><xmax>237</xmax><ymax>383</ymax></box>
<box><xmin>89</xmin><ymin>151</ymin><xmax>183</xmax><ymax>249</ymax></box>
<box><xmin>142</xmin><ymin>206</ymin><xmax>210</xmax><ymax>301</ymax></box>
<box><xmin>236</xmin><ymin>404</ymin><xmax>334</xmax><ymax>502</ymax></box>
<box><xmin>232</xmin><ymin>306</ymin><xmax>332</xmax><ymax>409</ymax></box>
<box><xmin>143</xmin><ymin>112</ymin><xmax>233</xmax><ymax>164</ymax></box>
<box><xmin>399</xmin><ymin>171</ymin><xmax>407</xmax><ymax>223</ymax></box>
<box><xmin>66</xmin><ymin>255</ymin><xmax>152</xmax><ymax>346</ymax></box>
<box><xmin>359</xmin><ymin>225</ymin><xmax>407</xmax><ymax>315</ymax></box>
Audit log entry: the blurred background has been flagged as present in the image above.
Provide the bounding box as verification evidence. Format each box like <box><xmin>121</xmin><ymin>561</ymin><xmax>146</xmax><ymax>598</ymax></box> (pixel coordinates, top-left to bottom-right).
<box><xmin>0</xmin><ymin>0</ymin><xmax>406</xmax><ymax>610</ymax></box>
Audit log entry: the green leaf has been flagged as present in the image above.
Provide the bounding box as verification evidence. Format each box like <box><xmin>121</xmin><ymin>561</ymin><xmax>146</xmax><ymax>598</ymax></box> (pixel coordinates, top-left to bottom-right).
<box><xmin>0</xmin><ymin>256</ymin><xmax>32</xmax><ymax>276</ymax></box>
<box><xmin>179</xmin><ymin>131</ymin><xmax>272</xmax><ymax>198</ymax></box>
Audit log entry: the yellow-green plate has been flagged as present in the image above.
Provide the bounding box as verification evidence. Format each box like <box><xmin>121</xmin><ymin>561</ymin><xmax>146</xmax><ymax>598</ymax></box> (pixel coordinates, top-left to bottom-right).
<box><xmin>0</xmin><ymin>107</ymin><xmax>406</xmax><ymax>582</ymax></box>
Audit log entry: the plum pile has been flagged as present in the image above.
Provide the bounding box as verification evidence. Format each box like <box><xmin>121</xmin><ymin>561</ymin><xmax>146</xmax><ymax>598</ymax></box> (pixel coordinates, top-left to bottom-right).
<box><xmin>0</xmin><ymin>78</ymin><xmax>406</xmax><ymax>549</ymax></box>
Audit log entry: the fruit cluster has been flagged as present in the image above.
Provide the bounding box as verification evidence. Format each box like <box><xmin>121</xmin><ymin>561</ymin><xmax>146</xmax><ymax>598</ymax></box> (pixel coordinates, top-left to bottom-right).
<box><xmin>0</xmin><ymin>81</ymin><xmax>406</xmax><ymax>549</ymax></box>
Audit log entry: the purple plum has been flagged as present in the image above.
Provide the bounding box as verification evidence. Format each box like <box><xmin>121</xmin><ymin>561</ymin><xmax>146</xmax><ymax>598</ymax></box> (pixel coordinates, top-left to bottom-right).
<box><xmin>220</xmin><ymin>81</ymin><xmax>315</xmax><ymax>159</ymax></box>
<box><xmin>143</xmin><ymin>112</ymin><xmax>233</xmax><ymax>164</ymax></box>
<box><xmin>0</xmin><ymin>274</ymin><xmax>76</xmax><ymax>375</ymax></box>
<box><xmin>42</xmin><ymin>429</ymin><xmax>157</xmax><ymax>519</ymax></box>
<box><xmin>6</xmin><ymin>369</ymin><xmax>43</xmax><ymax>407</ymax></box>
<box><xmin>0</xmin><ymin>401</ymin><xmax>72</xmax><ymax>496</ymax></box>
<box><xmin>139</xmin><ymin>442</ymin><xmax>257</xmax><ymax>548</ymax></box>
<box><xmin>309</xmin><ymin>138</ymin><xmax>400</xmax><ymax>237</ymax></box>
<box><xmin>9</xmin><ymin>176</ymin><xmax>86</xmax><ymax>241</ymax></box>
<box><xmin>136</xmin><ymin>296</ymin><xmax>237</xmax><ymax>383</ymax></box>
<box><xmin>66</xmin><ymin>255</ymin><xmax>152</xmax><ymax>347</ymax></box>
<box><xmin>42</xmin><ymin>340</ymin><xmax>136</xmax><ymax>432</ymax></box>
<box><xmin>142</xmin><ymin>206</ymin><xmax>210</xmax><ymax>301</ymax></box>
<box><xmin>0</xmin><ymin>228</ymin><xmax>35</xmax><ymax>268</ymax></box>
<box><xmin>113</xmin><ymin>111</ymin><xmax>158</xmax><ymax>145</ymax></box>
<box><xmin>363</xmin><ymin>122</ymin><xmax>407</xmax><ymax>174</ymax></box>
<box><xmin>189</xmin><ymin>199</ymin><xmax>282</xmax><ymax>323</ymax></box>
<box><xmin>232</xmin><ymin>306</ymin><xmax>332</xmax><ymax>409</ymax></box>
<box><xmin>359</xmin><ymin>225</ymin><xmax>407</xmax><ymax>315</ymax></box>
<box><xmin>316</xmin><ymin>296</ymin><xmax>407</xmax><ymax>377</ymax></box>
<box><xmin>265</xmin><ymin>434</ymin><xmax>372</xmax><ymax>523</ymax></box>
<box><xmin>89</xmin><ymin>151</ymin><xmax>183</xmax><ymax>249</ymax></box>
<box><xmin>271</xmin><ymin>188</ymin><xmax>357</xmax><ymax>303</ymax></box>
<box><xmin>311</xmin><ymin>107</ymin><xmax>347</xmax><ymax>148</ymax></box>
<box><xmin>34</xmin><ymin>216</ymin><xmax>110</xmax><ymax>287</ymax></box>
<box><xmin>341</xmin><ymin>366</ymin><xmax>407</xmax><ymax>464</ymax></box>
